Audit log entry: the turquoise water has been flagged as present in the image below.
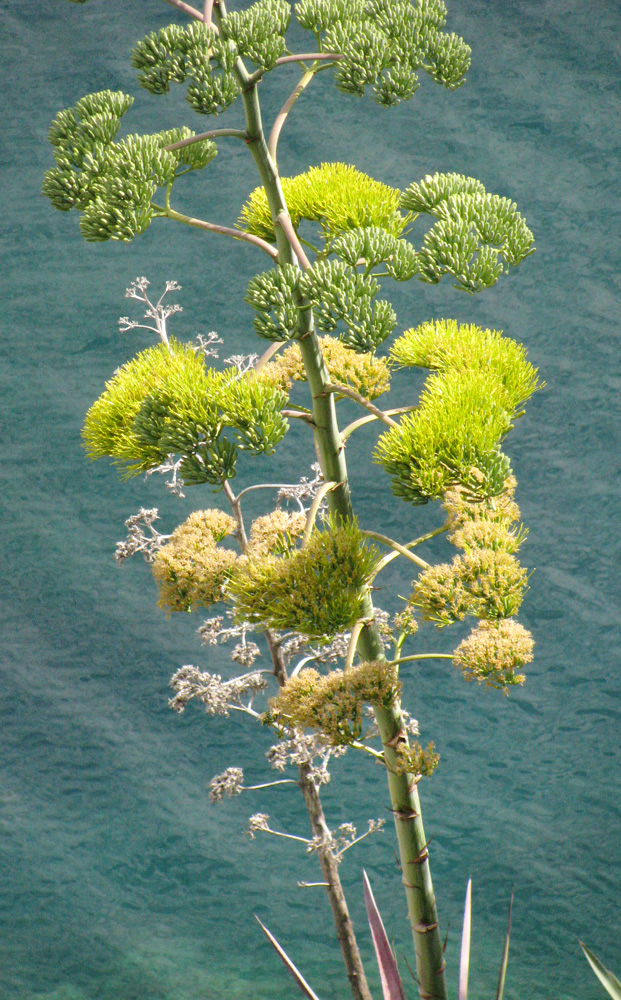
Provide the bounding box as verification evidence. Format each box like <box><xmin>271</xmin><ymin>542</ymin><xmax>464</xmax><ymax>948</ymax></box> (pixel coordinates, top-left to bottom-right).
<box><xmin>1</xmin><ymin>1</ymin><xmax>619</xmax><ymax>999</ymax></box>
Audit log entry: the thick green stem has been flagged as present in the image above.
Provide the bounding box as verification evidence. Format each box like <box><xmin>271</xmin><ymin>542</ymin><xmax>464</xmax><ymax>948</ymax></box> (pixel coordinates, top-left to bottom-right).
<box><xmin>217</xmin><ymin>9</ymin><xmax>448</xmax><ymax>995</ymax></box>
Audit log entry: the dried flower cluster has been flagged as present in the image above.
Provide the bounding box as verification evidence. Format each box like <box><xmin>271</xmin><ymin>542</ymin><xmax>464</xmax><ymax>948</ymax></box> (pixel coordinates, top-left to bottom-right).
<box><xmin>114</xmin><ymin>507</ymin><xmax>167</xmax><ymax>565</ymax></box>
<box><xmin>266</xmin><ymin>730</ymin><xmax>347</xmax><ymax>787</ymax></box>
<box><xmin>453</xmin><ymin>618</ymin><xmax>533</xmax><ymax>692</ymax></box>
<box><xmin>268</xmin><ymin>661</ymin><xmax>400</xmax><ymax>746</ymax></box>
<box><xmin>209</xmin><ymin>766</ymin><xmax>245</xmax><ymax>803</ymax></box>
<box><xmin>169</xmin><ymin>664</ymin><xmax>267</xmax><ymax>715</ymax></box>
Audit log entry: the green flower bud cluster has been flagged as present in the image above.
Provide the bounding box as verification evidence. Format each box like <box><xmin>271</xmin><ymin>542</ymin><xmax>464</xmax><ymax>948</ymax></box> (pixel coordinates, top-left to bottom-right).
<box><xmin>376</xmin><ymin>320</ymin><xmax>541</xmax><ymax>504</ymax></box>
<box><xmin>220</xmin><ymin>0</ymin><xmax>291</xmax><ymax>71</ymax></box>
<box><xmin>331</xmin><ymin>226</ymin><xmax>419</xmax><ymax>281</ymax></box>
<box><xmin>228</xmin><ymin>518</ymin><xmax>379</xmax><ymax>640</ymax></box>
<box><xmin>452</xmin><ymin>619</ymin><xmax>533</xmax><ymax>692</ymax></box>
<box><xmin>152</xmin><ymin>509</ymin><xmax>239</xmax><ymax>612</ymax></box>
<box><xmin>131</xmin><ymin>22</ymin><xmax>240</xmax><ymax>114</ymax></box>
<box><xmin>301</xmin><ymin>259</ymin><xmax>397</xmax><ymax>352</ymax></box>
<box><xmin>267</xmin><ymin>660</ymin><xmax>400</xmax><ymax>745</ymax></box>
<box><xmin>238</xmin><ymin>163</ymin><xmax>409</xmax><ymax>243</ymax></box>
<box><xmin>400</xmin><ymin>172</ymin><xmax>535</xmax><ymax>292</ymax></box>
<box><xmin>262</xmin><ymin>335</ymin><xmax>391</xmax><ymax>399</ymax></box>
<box><xmin>43</xmin><ymin>90</ymin><xmax>217</xmax><ymax>241</ymax></box>
<box><xmin>82</xmin><ymin>338</ymin><xmax>289</xmax><ymax>483</ymax></box>
<box><xmin>295</xmin><ymin>0</ymin><xmax>471</xmax><ymax>106</ymax></box>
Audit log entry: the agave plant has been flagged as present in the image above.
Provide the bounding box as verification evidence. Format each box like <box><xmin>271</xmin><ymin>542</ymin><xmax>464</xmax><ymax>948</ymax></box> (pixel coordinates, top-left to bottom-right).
<box><xmin>257</xmin><ymin>873</ymin><xmax>514</xmax><ymax>1000</ymax></box>
<box><xmin>580</xmin><ymin>944</ymin><xmax>621</xmax><ymax>1000</ymax></box>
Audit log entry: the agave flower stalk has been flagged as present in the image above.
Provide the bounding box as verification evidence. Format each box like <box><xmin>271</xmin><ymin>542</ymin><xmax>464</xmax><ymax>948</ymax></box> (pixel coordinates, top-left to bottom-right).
<box><xmin>214</xmin><ymin>11</ymin><xmax>448</xmax><ymax>997</ymax></box>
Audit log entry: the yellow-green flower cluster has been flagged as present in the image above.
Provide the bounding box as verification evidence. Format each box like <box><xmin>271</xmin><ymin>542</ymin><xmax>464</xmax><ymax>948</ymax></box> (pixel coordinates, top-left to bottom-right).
<box><xmin>238</xmin><ymin>163</ymin><xmax>409</xmax><ymax>243</ymax></box>
<box><xmin>262</xmin><ymin>336</ymin><xmax>391</xmax><ymax>400</ymax></box>
<box><xmin>245</xmin><ymin>509</ymin><xmax>307</xmax><ymax>557</ymax></box>
<box><xmin>444</xmin><ymin>476</ymin><xmax>521</xmax><ymax>535</ymax></box>
<box><xmin>229</xmin><ymin>519</ymin><xmax>379</xmax><ymax>640</ymax></box>
<box><xmin>152</xmin><ymin>509</ymin><xmax>238</xmax><ymax>612</ymax></box>
<box><xmin>453</xmin><ymin>619</ymin><xmax>534</xmax><ymax>692</ymax></box>
<box><xmin>393</xmin><ymin>742</ymin><xmax>439</xmax><ymax>778</ymax></box>
<box><xmin>268</xmin><ymin>660</ymin><xmax>400</xmax><ymax>746</ymax></box>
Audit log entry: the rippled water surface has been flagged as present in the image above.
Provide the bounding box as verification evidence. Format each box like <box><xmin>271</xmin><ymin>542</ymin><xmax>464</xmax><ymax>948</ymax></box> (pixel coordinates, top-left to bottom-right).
<box><xmin>1</xmin><ymin>2</ymin><xmax>620</xmax><ymax>998</ymax></box>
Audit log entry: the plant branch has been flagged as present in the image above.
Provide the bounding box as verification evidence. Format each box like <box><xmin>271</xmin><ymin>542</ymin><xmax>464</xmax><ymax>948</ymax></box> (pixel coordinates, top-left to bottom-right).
<box><xmin>341</xmin><ymin>406</ymin><xmax>416</xmax><ymax>442</ymax></box>
<box><xmin>373</xmin><ymin>523</ymin><xmax>450</xmax><ymax>574</ymax></box>
<box><xmin>361</xmin><ymin>530</ymin><xmax>430</xmax><ymax>572</ymax></box>
<box><xmin>276</xmin><ymin>211</ymin><xmax>312</xmax><ymax>270</ymax></box>
<box><xmin>387</xmin><ymin>654</ymin><xmax>455</xmax><ymax>666</ymax></box>
<box><xmin>162</xmin><ymin>0</ymin><xmax>205</xmax><ymax>21</ymax></box>
<box><xmin>275</xmin><ymin>52</ymin><xmax>343</xmax><ymax>66</ymax></box>
<box><xmin>324</xmin><ymin>384</ymin><xmax>399</xmax><ymax>427</ymax></box>
<box><xmin>163</xmin><ymin>205</ymin><xmax>279</xmax><ymax>260</ymax></box>
<box><xmin>303</xmin><ymin>480</ymin><xmax>340</xmax><ymax>546</ymax></box>
<box><xmin>269</xmin><ymin>68</ymin><xmax>316</xmax><ymax>164</ymax></box>
<box><xmin>165</xmin><ymin>128</ymin><xmax>248</xmax><ymax>151</ymax></box>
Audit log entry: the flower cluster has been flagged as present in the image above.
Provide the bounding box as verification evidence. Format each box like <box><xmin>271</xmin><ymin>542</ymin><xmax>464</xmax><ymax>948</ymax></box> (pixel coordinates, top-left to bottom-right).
<box><xmin>268</xmin><ymin>661</ymin><xmax>400</xmax><ymax>747</ymax></box>
<box><xmin>168</xmin><ymin>664</ymin><xmax>268</xmax><ymax>715</ymax></box>
<box><xmin>208</xmin><ymin>766</ymin><xmax>245</xmax><ymax>803</ymax></box>
<box><xmin>114</xmin><ymin>507</ymin><xmax>167</xmax><ymax>565</ymax></box>
<box><xmin>453</xmin><ymin>619</ymin><xmax>534</xmax><ymax>692</ymax></box>
<box><xmin>262</xmin><ymin>336</ymin><xmax>391</xmax><ymax>400</ymax></box>
<box><xmin>152</xmin><ymin>509</ymin><xmax>238</xmax><ymax>612</ymax></box>
<box><xmin>393</xmin><ymin>742</ymin><xmax>440</xmax><ymax>778</ymax></box>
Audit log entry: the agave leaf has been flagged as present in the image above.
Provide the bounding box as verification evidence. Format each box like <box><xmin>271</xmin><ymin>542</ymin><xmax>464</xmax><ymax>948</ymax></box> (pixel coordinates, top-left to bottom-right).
<box><xmin>362</xmin><ymin>870</ymin><xmax>406</xmax><ymax>1000</ymax></box>
<box><xmin>254</xmin><ymin>915</ymin><xmax>322</xmax><ymax>1000</ymax></box>
<box><xmin>495</xmin><ymin>888</ymin><xmax>514</xmax><ymax>1000</ymax></box>
<box><xmin>580</xmin><ymin>942</ymin><xmax>621</xmax><ymax>1000</ymax></box>
<box><xmin>458</xmin><ymin>879</ymin><xmax>471</xmax><ymax>1000</ymax></box>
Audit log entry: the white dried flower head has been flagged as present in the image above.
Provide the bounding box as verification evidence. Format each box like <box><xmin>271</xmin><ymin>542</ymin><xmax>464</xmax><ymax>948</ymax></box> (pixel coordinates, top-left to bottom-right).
<box><xmin>401</xmin><ymin>710</ymin><xmax>420</xmax><ymax>738</ymax></box>
<box><xmin>277</xmin><ymin>464</ymin><xmax>323</xmax><ymax>505</ymax></box>
<box><xmin>145</xmin><ymin>455</ymin><xmax>186</xmax><ymax>497</ymax></box>
<box><xmin>198</xmin><ymin>617</ymin><xmax>225</xmax><ymax>645</ymax></box>
<box><xmin>169</xmin><ymin>665</ymin><xmax>268</xmax><ymax>715</ymax></box>
<box><xmin>246</xmin><ymin>813</ymin><xmax>271</xmax><ymax>838</ymax></box>
<box><xmin>224</xmin><ymin>352</ymin><xmax>259</xmax><ymax>374</ymax></box>
<box><xmin>280</xmin><ymin>633</ymin><xmax>310</xmax><ymax>666</ymax></box>
<box><xmin>115</xmin><ymin>507</ymin><xmax>167</xmax><ymax>565</ymax></box>
<box><xmin>373</xmin><ymin>608</ymin><xmax>393</xmax><ymax>648</ymax></box>
<box><xmin>195</xmin><ymin>331</ymin><xmax>223</xmax><ymax>358</ymax></box>
<box><xmin>209</xmin><ymin>767</ymin><xmax>244</xmax><ymax>803</ymax></box>
<box><xmin>231</xmin><ymin>641</ymin><xmax>261</xmax><ymax>668</ymax></box>
<box><xmin>126</xmin><ymin>276</ymin><xmax>150</xmax><ymax>297</ymax></box>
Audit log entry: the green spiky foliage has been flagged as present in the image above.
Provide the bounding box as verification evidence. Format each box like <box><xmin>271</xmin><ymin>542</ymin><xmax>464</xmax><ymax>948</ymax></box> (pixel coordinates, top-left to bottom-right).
<box><xmin>376</xmin><ymin>321</ymin><xmax>542</xmax><ymax>503</ymax></box>
<box><xmin>238</xmin><ymin>163</ymin><xmax>410</xmax><ymax>243</ymax></box>
<box><xmin>228</xmin><ymin>518</ymin><xmax>379</xmax><ymax>640</ymax></box>
<box><xmin>83</xmin><ymin>338</ymin><xmax>288</xmax><ymax>482</ymax></box>
<box><xmin>42</xmin><ymin>90</ymin><xmax>217</xmax><ymax>240</ymax></box>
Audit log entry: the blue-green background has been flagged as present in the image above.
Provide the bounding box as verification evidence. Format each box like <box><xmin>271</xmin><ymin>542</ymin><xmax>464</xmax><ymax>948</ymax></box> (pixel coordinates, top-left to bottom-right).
<box><xmin>1</xmin><ymin>2</ymin><xmax>619</xmax><ymax>998</ymax></box>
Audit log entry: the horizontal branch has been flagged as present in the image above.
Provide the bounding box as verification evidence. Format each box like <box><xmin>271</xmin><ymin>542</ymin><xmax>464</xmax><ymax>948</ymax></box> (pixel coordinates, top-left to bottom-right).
<box><xmin>341</xmin><ymin>406</ymin><xmax>416</xmax><ymax>442</ymax></box>
<box><xmin>281</xmin><ymin>408</ymin><xmax>316</xmax><ymax>424</ymax></box>
<box><xmin>362</xmin><ymin>530</ymin><xmax>430</xmax><ymax>571</ymax></box>
<box><xmin>324</xmin><ymin>384</ymin><xmax>399</xmax><ymax>427</ymax></box>
<box><xmin>166</xmin><ymin>128</ymin><xmax>248</xmax><ymax>151</ymax></box>
<box><xmin>387</xmin><ymin>653</ymin><xmax>455</xmax><ymax>666</ymax></box>
<box><xmin>275</xmin><ymin>52</ymin><xmax>343</xmax><ymax>66</ymax></box>
<box><xmin>164</xmin><ymin>206</ymin><xmax>279</xmax><ymax>260</ymax></box>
